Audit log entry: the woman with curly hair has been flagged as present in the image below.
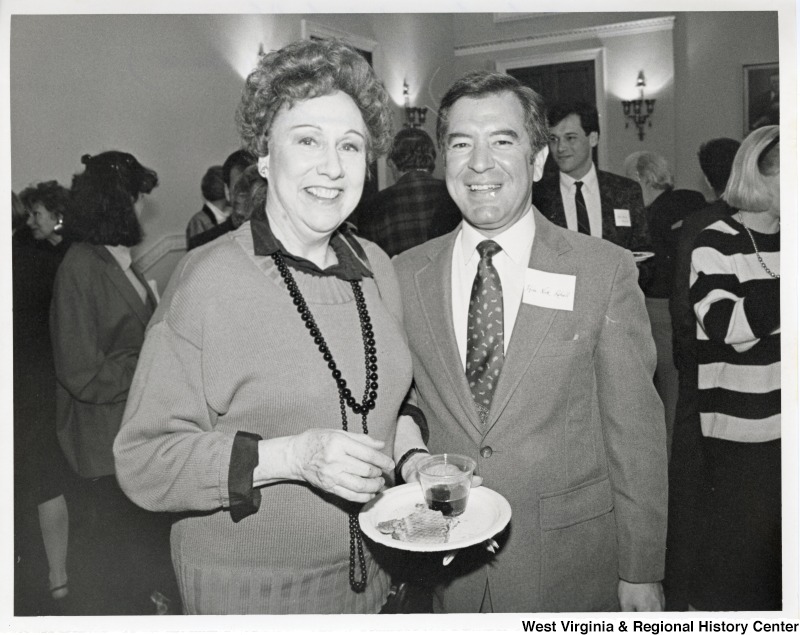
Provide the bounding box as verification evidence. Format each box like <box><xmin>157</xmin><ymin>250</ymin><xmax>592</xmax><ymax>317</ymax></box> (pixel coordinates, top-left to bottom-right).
<box><xmin>13</xmin><ymin>182</ymin><xmax>73</xmax><ymax>604</ymax></box>
<box><xmin>114</xmin><ymin>39</ymin><xmax>430</xmax><ymax>615</ymax></box>
<box><xmin>51</xmin><ymin>151</ymin><xmax>177</xmax><ymax>614</ymax></box>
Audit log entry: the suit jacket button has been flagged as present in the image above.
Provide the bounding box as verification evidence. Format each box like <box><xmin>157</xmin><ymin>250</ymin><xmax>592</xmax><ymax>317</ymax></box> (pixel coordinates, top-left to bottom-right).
<box><xmin>480</xmin><ymin>446</ymin><xmax>493</xmax><ymax>458</ymax></box>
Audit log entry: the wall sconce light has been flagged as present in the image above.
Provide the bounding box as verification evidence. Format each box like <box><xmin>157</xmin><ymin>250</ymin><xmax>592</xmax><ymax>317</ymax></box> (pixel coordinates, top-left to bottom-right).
<box><xmin>621</xmin><ymin>71</ymin><xmax>656</xmax><ymax>141</ymax></box>
<box><xmin>403</xmin><ymin>80</ymin><xmax>427</xmax><ymax>128</ymax></box>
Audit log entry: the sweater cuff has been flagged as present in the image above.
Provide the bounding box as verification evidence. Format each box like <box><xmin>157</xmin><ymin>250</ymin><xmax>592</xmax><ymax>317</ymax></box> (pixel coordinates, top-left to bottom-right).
<box><xmin>744</xmin><ymin>278</ymin><xmax>780</xmax><ymax>336</ymax></box>
<box><xmin>228</xmin><ymin>431</ymin><xmax>263</xmax><ymax>523</ymax></box>
<box><xmin>400</xmin><ymin>403</ymin><xmax>429</xmax><ymax>444</ymax></box>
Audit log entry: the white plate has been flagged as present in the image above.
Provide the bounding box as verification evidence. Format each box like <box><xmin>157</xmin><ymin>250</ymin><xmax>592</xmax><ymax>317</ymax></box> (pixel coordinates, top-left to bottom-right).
<box><xmin>359</xmin><ymin>483</ymin><xmax>511</xmax><ymax>552</ymax></box>
<box><xmin>631</xmin><ymin>251</ymin><xmax>655</xmax><ymax>263</ymax></box>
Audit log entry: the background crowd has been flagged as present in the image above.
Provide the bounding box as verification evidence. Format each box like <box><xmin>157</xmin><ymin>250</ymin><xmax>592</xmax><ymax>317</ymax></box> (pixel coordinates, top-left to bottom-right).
<box><xmin>11</xmin><ymin>35</ymin><xmax>781</xmax><ymax>617</ymax></box>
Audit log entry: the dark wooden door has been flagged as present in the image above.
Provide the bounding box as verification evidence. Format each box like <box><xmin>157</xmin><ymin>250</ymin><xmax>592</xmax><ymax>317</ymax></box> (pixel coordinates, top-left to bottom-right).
<box><xmin>507</xmin><ymin>60</ymin><xmax>597</xmax><ymax>174</ymax></box>
<box><xmin>507</xmin><ymin>60</ymin><xmax>595</xmax><ymax>109</ymax></box>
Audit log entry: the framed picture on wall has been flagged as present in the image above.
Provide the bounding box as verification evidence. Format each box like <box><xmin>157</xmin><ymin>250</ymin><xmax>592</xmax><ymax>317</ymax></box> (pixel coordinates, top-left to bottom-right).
<box><xmin>744</xmin><ymin>62</ymin><xmax>779</xmax><ymax>134</ymax></box>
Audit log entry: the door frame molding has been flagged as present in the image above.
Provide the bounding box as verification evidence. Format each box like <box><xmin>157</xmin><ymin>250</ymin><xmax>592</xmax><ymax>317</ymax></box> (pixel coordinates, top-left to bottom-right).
<box><xmin>497</xmin><ymin>48</ymin><xmax>608</xmax><ymax>170</ymax></box>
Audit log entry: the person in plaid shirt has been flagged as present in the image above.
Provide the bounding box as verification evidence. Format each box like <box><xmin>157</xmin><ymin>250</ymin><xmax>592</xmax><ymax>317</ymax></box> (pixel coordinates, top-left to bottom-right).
<box><xmin>354</xmin><ymin>128</ymin><xmax>461</xmax><ymax>256</ymax></box>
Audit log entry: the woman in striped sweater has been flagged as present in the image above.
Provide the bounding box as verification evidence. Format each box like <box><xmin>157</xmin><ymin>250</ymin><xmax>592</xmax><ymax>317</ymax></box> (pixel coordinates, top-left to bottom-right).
<box><xmin>688</xmin><ymin>125</ymin><xmax>780</xmax><ymax>610</ymax></box>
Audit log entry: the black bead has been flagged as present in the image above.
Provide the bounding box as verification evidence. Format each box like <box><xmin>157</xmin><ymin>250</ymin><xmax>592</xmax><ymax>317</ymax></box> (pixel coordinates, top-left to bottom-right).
<box><xmin>368</xmin><ymin>391</ymin><xmax>377</xmax><ymax>400</ymax></box>
<box><xmin>314</xmin><ymin>336</ymin><xmax>323</xmax><ymax>345</ymax></box>
<box><xmin>367</xmin><ymin>338</ymin><xmax>376</xmax><ymax>347</ymax></box>
<box><xmin>329</xmin><ymin>361</ymin><xmax>337</xmax><ymax>371</ymax></box>
<box><xmin>368</xmin><ymin>355</ymin><xmax>377</xmax><ymax>364</ymax></box>
<box><xmin>332</xmin><ymin>369</ymin><xmax>341</xmax><ymax>380</ymax></box>
<box><xmin>337</xmin><ymin>378</ymin><xmax>347</xmax><ymax>389</ymax></box>
<box><xmin>323</xmin><ymin>352</ymin><xmax>333</xmax><ymax>362</ymax></box>
<box><xmin>346</xmin><ymin>396</ymin><xmax>357</xmax><ymax>408</ymax></box>
<box><xmin>368</xmin><ymin>363</ymin><xmax>378</xmax><ymax>372</ymax></box>
<box><xmin>370</xmin><ymin>381</ymin><xmax>378</xmax><ymax>390</ymax></box>
<box><xmin>318</xmin><ymin>344</ymin><xmax>326</xmax><ymax>353</ymax></box>
<box><xmin>365</xmin><ymin>399</ymin><xmax>375</xmax><ymax>410</ymax></box>
<box><xmin>342</xmin><ymin>388</ymin><xmax>352</xmax><ymax>400</ymax></box>
<box><xmin>369</xmin><ymin>372</ymin><xmax>378</xmax><ymax>381</ymax></box>
<box><xmin>352</xmin><ymin>403</ymin><xmax>363</xmax><ymax>415</ymax></box>
<box><xmin>292</xmin><ymin>296</ymin><xmax>302</xmax><ymax>305</ymax></box>
<box><xmin>310</xmin><ymin>328</ymin><xmax>319</xmax><ymax>337</ymax></box>
<box><xmin>367</xmin><ymin>346</ymin><xmax>376</xmax><ymax>355</ymax></box>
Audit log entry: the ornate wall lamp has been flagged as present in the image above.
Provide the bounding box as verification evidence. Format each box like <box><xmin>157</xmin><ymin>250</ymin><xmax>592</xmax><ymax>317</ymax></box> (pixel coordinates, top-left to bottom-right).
<box><xmin>621</xmin><ymin>71</ymin><xmax>656</xmax><ymax>141</ymax></box>
<box><xmin>403</xmin><ymin>80</ymin><xmax>427</xmax><ymax>128</ymax></box>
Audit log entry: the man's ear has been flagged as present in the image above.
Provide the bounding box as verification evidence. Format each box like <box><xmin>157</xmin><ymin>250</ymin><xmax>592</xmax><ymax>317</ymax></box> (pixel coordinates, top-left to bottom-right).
<box><xmin>588</xmin><ymin>131</ymin><xmax>599</xmax><ymax>148</ymax></box>
<box><xmin>532</xmin><ymin>145</ymin><xmax>549</xmax><ymax>183</ymax></box>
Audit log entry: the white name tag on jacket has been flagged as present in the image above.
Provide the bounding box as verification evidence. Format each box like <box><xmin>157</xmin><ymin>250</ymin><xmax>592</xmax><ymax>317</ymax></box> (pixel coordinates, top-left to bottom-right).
<box><xmin>523</xmin><ymin>268</ymin><xmax>576</xmax><ymax>311</ymax></box>
<box><xmin>614</xmin><ymin>208</ymin><xmax>631</xmax><ymax>227</ymax></box>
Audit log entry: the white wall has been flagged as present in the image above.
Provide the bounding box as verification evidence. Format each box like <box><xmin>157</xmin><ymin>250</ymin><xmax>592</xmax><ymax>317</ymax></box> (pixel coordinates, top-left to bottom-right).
<box><xmin>9</xmin><ymin>11</ymin><xmax>782</xmax><ymax>291</ymax></box>
<box><xmin>9</xmin><ymin>13</ymin><xmax>457</xmax><ymax>290</ymax></box>
<box><xmin>452</xmin><ymin>11</ymin><xmax>780</xmax><ymax>194</ymax></box>
<box><xmin>673</xmin><ymin>12</ymin><xmax>779</xmax><ymax>194</ymax></box>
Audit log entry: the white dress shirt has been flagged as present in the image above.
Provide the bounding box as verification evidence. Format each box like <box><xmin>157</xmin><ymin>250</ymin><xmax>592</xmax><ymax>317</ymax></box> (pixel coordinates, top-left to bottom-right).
<box><xmin>559</xmin><ymin>163</ymin><xmax>602</xmax><ymax>238</ymax></box>
<box><xmin>451</xmin><ymin>208</ymin><xmax>536</xmax><ymax>370</ymax></box>
<box><xmin>105</xmin><ymin>244</ymin><xmax>149</xmax><ymax>305</ymax></box>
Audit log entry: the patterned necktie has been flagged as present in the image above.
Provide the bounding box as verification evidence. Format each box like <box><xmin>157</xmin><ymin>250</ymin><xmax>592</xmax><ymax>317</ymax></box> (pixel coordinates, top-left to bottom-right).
<box><xmin>574</xmin><ymin>181</ymin><xmax>591</xmax><ymax>235</ymax></box>
<box><xmin>466</xmin><ymin>240</ymin><xmax>504</xmax><ymax>425</ymax></box>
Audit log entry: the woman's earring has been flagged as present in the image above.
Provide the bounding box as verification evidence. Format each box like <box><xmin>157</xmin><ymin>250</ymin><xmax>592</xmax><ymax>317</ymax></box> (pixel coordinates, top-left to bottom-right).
<box><xmin>54</xmin><ymin>217</ymin><xmax>64</xmax><ymax>233</ymax></box>
<box><xmin>257</xmin><ymin>155</ymin><xmax>269</xmax><ymax>179</ymax></box>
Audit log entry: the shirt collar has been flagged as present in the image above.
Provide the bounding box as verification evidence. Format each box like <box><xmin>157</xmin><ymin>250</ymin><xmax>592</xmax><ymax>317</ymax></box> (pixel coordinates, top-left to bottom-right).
<box><xmin>205</xmin><ymin>200</ymin><xmax>230</xmax><ymax>224</ymax></box>
<box><xmin>559</xmin><ymin>162</ymin><xmax>598</xmax><ymax>192</ymax></box>
<box><xmin>104</xmin><ymin>244</ymin><xmax>132</xmax><ymax>271</ymax></box>
<box><xmin>249</xmin><ymin>207</ymin><xmax>373</xmax><ymax>281</ymax></box>
<box><xmin>459</xmin><ymin>206</ymin><xmax>535</xmax><ymax>266</ymax></box>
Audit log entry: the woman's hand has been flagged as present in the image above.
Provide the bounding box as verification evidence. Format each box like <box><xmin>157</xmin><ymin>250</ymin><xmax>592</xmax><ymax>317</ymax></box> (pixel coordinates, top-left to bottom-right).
<box><xmin>288</xmin><ymin>429</ymin><xmax>394</xmax><ymax>503</ymax></box>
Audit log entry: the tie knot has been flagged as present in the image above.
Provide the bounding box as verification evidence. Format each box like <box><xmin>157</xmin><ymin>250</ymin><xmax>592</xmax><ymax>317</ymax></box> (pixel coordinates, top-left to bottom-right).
<box><xmin>476</xmin><ymin>240</ymin><xmax>502</xmax><ymax>260</ymax></box>
<box><xmin>575</xmin><ymin>181</ymin><xmax>584</xmax><ymax>192</ymax></box>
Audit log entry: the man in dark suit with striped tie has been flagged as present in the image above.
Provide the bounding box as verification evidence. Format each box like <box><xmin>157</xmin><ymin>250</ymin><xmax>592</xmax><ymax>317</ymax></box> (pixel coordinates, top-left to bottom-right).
<box><xmin>532</xmin><ymin>101</ymin><xmax>653</xmax><ymax>259</ymax></box>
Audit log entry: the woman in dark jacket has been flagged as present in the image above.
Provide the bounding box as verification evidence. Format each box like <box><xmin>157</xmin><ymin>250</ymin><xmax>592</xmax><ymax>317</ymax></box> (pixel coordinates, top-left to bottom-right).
<box><xmin>13</xmin><ymin>183</ymin><xmax>73</xmax><ymax>603</ymax></box>
<box><xmin>50</xmin><ymin>151</ymin><xmax>177</xmax><ymax>614</ymax></box>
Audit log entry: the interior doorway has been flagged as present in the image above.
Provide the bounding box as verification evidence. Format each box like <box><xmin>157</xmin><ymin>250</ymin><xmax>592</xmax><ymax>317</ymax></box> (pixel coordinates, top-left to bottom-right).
<box><xmin>508</xmin><ymin>60</ymin><xmax>597</xmax><ymax>175</ymax></box>
<box><xmin>498</xmin><ymin>49</ymin><xmax>607</xmax><ymax>170</ymax></box>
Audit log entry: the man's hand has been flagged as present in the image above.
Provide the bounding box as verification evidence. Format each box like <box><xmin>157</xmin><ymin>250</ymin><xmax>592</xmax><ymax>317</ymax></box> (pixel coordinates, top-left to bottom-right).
<box><xmin>618</xmin><ymin>581</ymin><xmax>664</xmax><ymax>611</ymax></box>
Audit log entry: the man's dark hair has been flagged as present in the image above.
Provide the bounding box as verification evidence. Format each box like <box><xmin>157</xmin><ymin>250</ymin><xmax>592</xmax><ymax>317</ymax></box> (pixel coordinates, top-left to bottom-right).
<box><xmin>222</xmin><ymin>149</ymin><xmax>256</xmax><ymax>188</ymax></box>
<box><xmin>201</xmin><ymin>165</ymin><xmax>226</xmax><ymax>202</ymax></box>
<box><xmin>436</xmin><ymin>70</ymin><xmax>547</xmax><ymax>158</ymax></box>
<box><xmin>389</xmin><ymin>128</ymin><xmax>437</xmax><ymax>173</ymax></box>
<box><xmin>697</xmin><ymin>138</ymin><xmax>741</xmax><ymax>196</ymax></box>
<box><xmin>547</xmin><ymin>101</ymin><xmax>600</xmax><ymax>136</ymax></box>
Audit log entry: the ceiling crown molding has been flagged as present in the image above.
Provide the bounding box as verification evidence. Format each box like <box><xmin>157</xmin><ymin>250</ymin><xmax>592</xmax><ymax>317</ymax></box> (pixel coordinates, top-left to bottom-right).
<box><xmin>455</xmin><ymin>16</ymin><xmax>675</xmax><ymax>57</ymax></box>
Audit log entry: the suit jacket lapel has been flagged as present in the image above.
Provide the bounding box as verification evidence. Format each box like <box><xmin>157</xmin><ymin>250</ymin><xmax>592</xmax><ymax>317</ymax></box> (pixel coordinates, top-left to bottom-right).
<box><xmin>484</xmin><ymin>210</ymin><xmax>575</xmax><ymax>433</ymax></box>
<box><xmin>414</xmin><ymin>229</ymin><xmax>485</xmax><ymax>439</ymax></box>
<box><xmin>597</xmin><ymin>171</ymin><xmax>619</xmax><ymax>244</ymax></box>
<box><xmin>94</xmin><ymin>245</ymin><xmax>154</xmax><ymax>326</ymax></box>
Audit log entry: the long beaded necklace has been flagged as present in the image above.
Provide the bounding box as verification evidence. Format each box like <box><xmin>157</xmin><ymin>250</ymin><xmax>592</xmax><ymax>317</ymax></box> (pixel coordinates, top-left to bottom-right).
<box><xmin>272</xmin><ymin>251</ymin><xmax>378</xmax><ymax>593</ymax></box>
<box><xmin>737</xmin><ymin>212</ymin><xmax>780</xmax><ymax>279</ymax></box>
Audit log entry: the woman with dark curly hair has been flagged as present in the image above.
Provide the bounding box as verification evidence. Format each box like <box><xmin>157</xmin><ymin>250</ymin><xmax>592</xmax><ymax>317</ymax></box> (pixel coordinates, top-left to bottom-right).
<box><xmin>51</xmin><ymin>151</ymin><xmax>177</xmax><ymax>614</ymax></box>
<box><xmin>114</xmin><ymin>39</ymin><xmax>430</xmax><ymax>614</ymax></box>
<box><xmin>13</xmin><ymin>182</ymin><xmax>73</xmax><ymax>604</ymax></box>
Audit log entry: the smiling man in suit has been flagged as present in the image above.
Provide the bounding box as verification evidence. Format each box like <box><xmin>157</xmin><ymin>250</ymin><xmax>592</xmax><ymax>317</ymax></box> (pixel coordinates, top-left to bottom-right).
<box><xmin>394</xmin><ymin>72</ymin><xmax>667</xmax><ymax>613</ymax></box>
<box><xmin>532</xmin><ymin>101</ymin><xmax>652</xmax><ymax>257</ymax></box>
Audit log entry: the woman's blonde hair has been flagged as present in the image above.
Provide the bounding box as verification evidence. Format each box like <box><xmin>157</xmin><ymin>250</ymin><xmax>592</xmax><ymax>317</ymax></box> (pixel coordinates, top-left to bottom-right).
<box><xmin>723</xmin><ymin>125</ymin><xmax>779</xmax><ymax>212</ymax></box>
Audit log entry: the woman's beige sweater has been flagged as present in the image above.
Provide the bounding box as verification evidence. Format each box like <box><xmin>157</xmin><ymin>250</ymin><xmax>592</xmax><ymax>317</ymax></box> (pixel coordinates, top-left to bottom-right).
<box><xmin>114</xmin><ymin>223</ymin><xmax>413</xmax><ymax>614</ymax></box>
